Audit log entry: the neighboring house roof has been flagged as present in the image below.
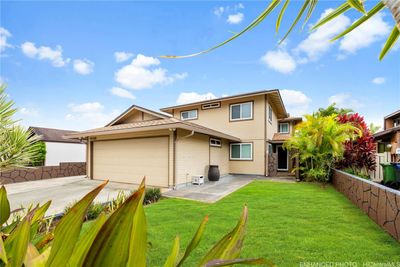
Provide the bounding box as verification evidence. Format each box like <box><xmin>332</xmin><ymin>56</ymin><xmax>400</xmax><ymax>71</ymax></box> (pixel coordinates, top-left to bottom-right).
<box><xmin>373</xmin><ymin>125</ymin><xmax>400</xmax><ymax>140</ymax></box>
<box><xmin>160</xmin><ymin>89</ymin><xmax>288</xmax><ymax>119</ymax></box>
<box><xmin>106</xmin><ymin>105</ymin><xmax>171</xmax><ymax>126</ymax></box>
<box><xmin>384</xmin><ymin>110</ymin><xmax>400</xmax><ymax>120</ymax></box>
<box><xmin>29</xmin><ymin>127</ymin><xmax>83</xmax><ymax>144</ymax></box>
<box><xmin>270</xmin><ymin>133</ymin><xmax>291</xmax><ymax>143</ymax></box>
<box><xmin>278</xmin><ymin>117</ymin><xmax>302</xmax><ymax>123</ymax></box>
<box><xmin>66</xmin><ymin>117</ymin><xmax>241</xmax><ymax>141</ymax></box>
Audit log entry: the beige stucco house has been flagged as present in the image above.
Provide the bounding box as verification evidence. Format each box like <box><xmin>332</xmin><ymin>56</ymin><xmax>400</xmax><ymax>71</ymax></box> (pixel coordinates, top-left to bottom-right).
<box><xmin>67</xmin><ymin>90</ymin><xmax>301</xmax><ymax>188</ymax></box>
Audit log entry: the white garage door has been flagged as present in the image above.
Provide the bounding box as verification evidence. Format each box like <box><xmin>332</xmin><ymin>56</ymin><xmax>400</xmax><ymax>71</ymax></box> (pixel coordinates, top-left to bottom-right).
<box><xmin>92</xmin><ymin>137</ymin><xmax>169</xmax><ymax>187</ymax></box>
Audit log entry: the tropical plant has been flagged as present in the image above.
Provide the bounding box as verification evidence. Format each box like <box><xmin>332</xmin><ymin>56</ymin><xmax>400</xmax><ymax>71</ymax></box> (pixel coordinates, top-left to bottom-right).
<box><xmin>336</xmin><ymin>113</ymin><xmax>377</xmax><ymax>178</ymax></box>
<box><xmin>144</xmin><ymin>188</ymin><xmax>162</xmax><ymax>205</ymax></box>
<box><xmin>368</xmin><ymin>123</ymin><xmax>381</xmax><ymax>134</ymax></box>
<box><xmin>31</xmin><ymin>141</ymin><xmax>46</xmax><ymax>167</ymax></box>
<box><xmin>0</xmin><ymin>179</ymin><xmax>269</xmax><ymax>267</ymax></box>
<box><xmin>162</xmin><ymin>0</ymin><xmax>399</xmax><ymax>60</ymax></box>
<box><xmin>0</xmin><ymin>84</ymin><xmax>42</xmax><ymax>171</ymax></box>
<box><xmin>284</xmin><ymin>113</ymin><xmax>359</xmax><ymax>182</ymax></box>
<box><xmin>317</xmin><ymin>103</ymin><xmax>353</xmax><ymax>117</ymax></box>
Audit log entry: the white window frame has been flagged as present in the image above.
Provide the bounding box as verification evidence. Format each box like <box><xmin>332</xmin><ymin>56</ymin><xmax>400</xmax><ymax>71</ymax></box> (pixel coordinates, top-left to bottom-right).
<box><xmin>180</xmin><ymin>109</ymin><xmax>198</xmax><ymax>121</ymax></box>
<box><xmin>210</xmin><ymin>138</ymin><xmax>222</xmax><ymax>147</ymax></box>
<box><xmin>279</xmin><ymin>122</ymin><xmax>289</xmax><ymax>133</ymax></box>
<box><xmin>229</xmin><ymin>102</ymin><xmax>253</xmax><ymax>121</ymax></box>
<box><xmin>230</xmin><ymin>143</ymin><xmax>253</xmax><ymax>160</ymax></box>
<box><xmin>268</xmin><ymin>105</ymin><xmax>273</xmax><ymax>123</ymax></box>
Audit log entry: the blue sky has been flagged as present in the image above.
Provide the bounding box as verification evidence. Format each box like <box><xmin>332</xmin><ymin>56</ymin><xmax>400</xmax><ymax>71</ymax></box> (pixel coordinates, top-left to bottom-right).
<box><xmin>1</xmin><ymin>1</ymin><xmax>399</xmax><ymax>130</ymax></box>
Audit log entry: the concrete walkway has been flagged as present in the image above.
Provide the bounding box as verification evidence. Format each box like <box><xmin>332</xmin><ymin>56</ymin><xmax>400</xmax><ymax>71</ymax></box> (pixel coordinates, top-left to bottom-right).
<box><xmin>163</xmin><ymin>175</ymin><xmax>295</xmax><ymax>203</ymax></box>
<box><xmin>4</xmin><ymin>176</ymin><xmax>135</xmax><ymax>216</ymax></box>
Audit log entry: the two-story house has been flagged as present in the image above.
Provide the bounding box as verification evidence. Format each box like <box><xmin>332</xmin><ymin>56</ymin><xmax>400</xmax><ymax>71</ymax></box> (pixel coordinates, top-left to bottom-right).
<box><xmin>67</xmin><ymin>90</ymin><xmax>301</xmax><ymax>188</ymax></box>
<box><xmin>373</xmin><ymin>110</ymin><xmax>400</xmax><ymax>162</ymax></box>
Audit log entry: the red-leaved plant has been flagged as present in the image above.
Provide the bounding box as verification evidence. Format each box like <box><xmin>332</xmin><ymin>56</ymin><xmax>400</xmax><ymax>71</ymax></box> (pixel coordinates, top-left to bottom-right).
<box><xmin>336</xmin><ymin>113</ymin><xmax>376</xmax><ymax>177</ymax></box>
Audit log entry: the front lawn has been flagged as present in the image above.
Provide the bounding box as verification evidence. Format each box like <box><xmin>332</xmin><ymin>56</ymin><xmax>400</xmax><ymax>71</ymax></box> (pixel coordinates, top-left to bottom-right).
<box><xmin>145</xmin><ymin>181</ymin><xmax>400</xmax><ymax>266</ymax></box>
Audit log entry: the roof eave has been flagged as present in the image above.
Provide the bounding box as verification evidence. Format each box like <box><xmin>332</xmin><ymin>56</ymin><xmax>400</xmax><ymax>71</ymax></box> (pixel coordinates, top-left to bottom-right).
<box><xmin>160</xmin><ymin>89</ymin><xmax>281</xmax><ymax>113</ymax></box>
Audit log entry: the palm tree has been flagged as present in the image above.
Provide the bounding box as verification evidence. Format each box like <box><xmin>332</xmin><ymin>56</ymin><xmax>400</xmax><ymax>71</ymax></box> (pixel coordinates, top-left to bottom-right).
<box><xmin>0</xmin><ymin>84</ymin><xmax>41</xmax><ymax>171</ymax></box>
<box><xmin>162</xmin><ymin>0</ymin><xmax>399</xmax><ymax>60</ymax></box>
<box><xmin>284</xmin><ymin>113</ymin><xmax>359</xmax><ymax>181</ymax></box>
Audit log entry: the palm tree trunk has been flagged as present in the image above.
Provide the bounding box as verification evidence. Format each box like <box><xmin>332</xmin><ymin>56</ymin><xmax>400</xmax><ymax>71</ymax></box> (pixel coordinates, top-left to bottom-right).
<box><xmin>383</xmin><ymin>0</ymin><xmax>400</xmax><ymax>30</ymax></box>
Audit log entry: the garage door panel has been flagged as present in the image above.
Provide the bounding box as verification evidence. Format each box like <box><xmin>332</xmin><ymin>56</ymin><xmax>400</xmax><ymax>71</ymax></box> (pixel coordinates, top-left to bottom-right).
<box><xmin>93</xmin><ymin>137</ymin><xmax>168</xmax><ymax>187</ymax></box>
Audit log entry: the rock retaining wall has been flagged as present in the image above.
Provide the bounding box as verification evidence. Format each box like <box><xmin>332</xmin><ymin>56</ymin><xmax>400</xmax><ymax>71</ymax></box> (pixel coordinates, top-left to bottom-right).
<box><xmin>0</xmin><ymin>162</ymin><xmax>86</xmax><ymax>184</ymax></box>
<box><xmin>332</xmin><ymin>169</ymin><xmax>400</xmax><ymax>241</ymax></box>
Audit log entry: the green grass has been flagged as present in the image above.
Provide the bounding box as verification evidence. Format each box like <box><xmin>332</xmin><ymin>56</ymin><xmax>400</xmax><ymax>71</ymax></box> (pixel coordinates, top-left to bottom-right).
<box><xmin>144</xmin><ymin>181</ymin><xmax>400</xmax><ymax>266</ymax></box>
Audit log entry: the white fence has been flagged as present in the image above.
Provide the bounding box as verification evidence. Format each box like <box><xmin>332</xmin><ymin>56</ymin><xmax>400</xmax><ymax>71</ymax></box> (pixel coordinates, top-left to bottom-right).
<box><xmin>370</xmin><ymin>152</ymin><xmax>391</xmax><ymax>181</ymax></box>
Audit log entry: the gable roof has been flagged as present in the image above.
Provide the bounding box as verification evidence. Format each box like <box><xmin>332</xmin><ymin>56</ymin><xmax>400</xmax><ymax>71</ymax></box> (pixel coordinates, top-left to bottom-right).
<box><xmin>160</xmin><ymin>89</ymin><xmax>288</xmax><ymax>118</ymax></box>
<box><xmin>29</xmin><ymin>127</ymin><xmax>83</xmax><ymax>144</ymax></box>
<box><xmin>66</xmin><ymin>117</ymin><xmax>241</xmax><ymax>141</ymax></box>
<box><xmin>106</xmin><ymin>105</ymin><xmax>171</xmax><ymax>127</ymax></box>
<box><xmin>384</xmin><ymin>110</ymin><xmax>400</xmax><ymax>120</ymax></box>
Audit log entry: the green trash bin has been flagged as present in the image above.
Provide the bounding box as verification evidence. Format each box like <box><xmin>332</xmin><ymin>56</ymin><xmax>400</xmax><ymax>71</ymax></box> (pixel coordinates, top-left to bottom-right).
<box><xmin>380</xmin><ymin>163</ymin><xmax>396</xmax><ymax>184</ymax></box>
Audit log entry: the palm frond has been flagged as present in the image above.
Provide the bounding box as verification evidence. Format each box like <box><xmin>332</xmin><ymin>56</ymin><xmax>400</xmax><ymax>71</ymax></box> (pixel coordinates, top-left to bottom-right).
<box><xmin>332</xmin><ymin>1</ymin><xmax>385</xmax><ymax>41</ymax></box>
<box><xmin>311</xmin><ymin>2</ymin><xmax>351</xmax><ymax>31</ymax></box>
<box><xmin>276</xmin><ymin>0</ymin><xmax>290</xmax><ymax>33</ymax></box>
<box><xmin>160</xmin><ymin>0</ymin><xmax>281</xmax><ymax>58</ymax></box>
<box><xmin>379</xmin><ymin>25</ymin><xmax>399</xmax><ymax>60</ymax></box>
<box><xmin>279</xmin><ymin>0</ymin><xmax>310</xmax><ymax>43</ymax></box>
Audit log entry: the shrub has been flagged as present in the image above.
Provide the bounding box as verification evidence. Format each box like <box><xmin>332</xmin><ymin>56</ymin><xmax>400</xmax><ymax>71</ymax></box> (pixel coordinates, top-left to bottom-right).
<box><xmin>64</xmin><ymin>201</ymin><xmax>105</xmax><ymax>221</ymax></box>
<box><xmin>31</xmin><ymin>141</ymin><xmax>46</xmax><ymax>166</ymax></box>
<box><xmin>284</xmin><ymin>114</ymin><xmax>359</xmax><ymax>182</ymax></box>
<box><xmin>144</xmin><ymin>188</ymin><xmax>161</xmax><ymax>205</ymax></box>
<box><xmin>0</xmin><ymin>181</ymin><xmax>267</xmax><ymax>266</ymax></box>
<box><xmin>336</xmin><ymin>113</ymin><xmax>377</xmax><ymax>177</ymax></box>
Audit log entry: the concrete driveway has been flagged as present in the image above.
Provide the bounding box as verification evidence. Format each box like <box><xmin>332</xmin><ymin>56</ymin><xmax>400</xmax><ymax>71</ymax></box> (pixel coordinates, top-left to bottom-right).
<box><xmin>4</xmin><ymin>176</ymin><xmax>136</xmax><ymax>216</ymax></box>
<box><xmin>163</xmin><ymin>175</ymin><xmax>294</xmax><ymax>203</ymax></box>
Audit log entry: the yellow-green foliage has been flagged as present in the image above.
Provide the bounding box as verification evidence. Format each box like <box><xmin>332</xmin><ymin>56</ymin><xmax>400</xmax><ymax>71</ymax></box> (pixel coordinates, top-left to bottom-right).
<box><xmin>284</xmin><ymin>114</ymin><xmax>359</xmax><ymax>182</ymax></box>
<box><xmin>0</xmin><ymin>180</ymin><xmax>268</xmax><ymax>267</ymax></box>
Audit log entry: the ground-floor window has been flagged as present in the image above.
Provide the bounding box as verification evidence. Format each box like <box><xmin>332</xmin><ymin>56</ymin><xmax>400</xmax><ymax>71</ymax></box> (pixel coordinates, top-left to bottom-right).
<box><xmin>230</xmin><ymin>143</ymin><xmax>252</xmax><ymax>160</ymax></box>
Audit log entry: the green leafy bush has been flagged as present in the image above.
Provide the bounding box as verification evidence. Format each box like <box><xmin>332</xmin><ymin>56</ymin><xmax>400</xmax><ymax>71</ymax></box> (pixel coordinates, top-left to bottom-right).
<box><xmin>30</xmin><ymin>141</ymin><xmax>46</xmax><ymax>167</ymax></box>
<box><xmin>144</xmin><ymin>188</ymin><xmax>161</xmax><ymax>205</ymax></box>
<box><xmin>284</xmin><ymin>114</ymin><xmax>359</xmax><ymax>182</ymax></box>
<box><xmin>0</xmin><ymin>180</ymin><xmax>269</xmax><ymax>266</ymax></box>
<box><xmin>64</xmin><ymin>201</ymin><xmax>105</xmax><ymax>221</ymax></box>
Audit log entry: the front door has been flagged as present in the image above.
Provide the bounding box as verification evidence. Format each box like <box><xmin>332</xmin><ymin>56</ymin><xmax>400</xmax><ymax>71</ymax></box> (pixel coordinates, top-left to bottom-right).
<box><xmin>277</xmin><ymin>145</ymin><xmax>288</xmax><ymax>171</ymax></box>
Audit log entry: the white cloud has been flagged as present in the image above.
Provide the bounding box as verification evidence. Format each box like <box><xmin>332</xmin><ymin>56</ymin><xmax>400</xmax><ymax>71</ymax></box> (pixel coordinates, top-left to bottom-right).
<box><xmin>21</xmin><ymin>42</ymin><xmax>70</xmax><ymax>67</ymax></box>
<box><xmin>0</xmin><ymin>27</ymin><xmax>12</xmax><ymax>54</ymax></box>
<box><xmin>328</xmin><ymin>93</ymin><xmax>363</xmax><ymax>110</ymax></box>
<box><xmin>339</xmin><ymin>13</ymin><xmax>390</xmax><ymax>54</ymax></box>
<box><xmin>115</xmin><ymin>54</ymin><xmax>187</xmax><ymax>90</ymax></box>
<box><xmin>176</xmin><ymin>92</ymin><xmax>217</xmax><ymax>105</ymax></box>
<box><xmin>295</xmin><ymin>9</ymin><xmax>351</xmax><ymax>61</ymax></box>
<box><xmin>69</xmin><ymin>102</ymin><xmax>103</xmax><ymax>113</ymax></box>
<box><xmin>260</xmin><ymin>49</ymin><xmax>296</xmax><ymax>74</ymax></box>
<box><xmin>19</xmin><ymin>107</ymin><xmax>39</xmax><ymax>116</ymax></box>
<box><xmin>214</xmin><ymin>3</ymin><xmax>244</xmax><ymax>20</ymax></box>
<box><xmin>73</xmin><ymin>59</ymin><xmax>94</xmax><ymax>75</ymax></box>
<box><xmin>372</xmin><ymin>77</ymin><xmax>385</xmax><ymax>85</ymax></box>
<box><xmin>114</xmin><ymin>51</ymin><xmax>134</xmax><ymax>63</ymax></box>
<box><xmin>280</xmin><ymin>89</ymin><xmax>311</xmax><ymax>116</ymax></box>
<box><xmin>66</xmin><ymin>102</ymin><xmax>120</xmax><ymax>128</ymax></box>
<box><xmin>227</xmin><ymin>13</ymin><xmax>244</xmax><ymax>24</ymax></box>
<box><xmin>214</xmin><ymin>6</ymin><xmax>225</xmax><ymax>17</ymax></box>
<box><xmin>110</xmin><ymin>87</ymin><xmax>136</xmax><ymax>100</ymax></box>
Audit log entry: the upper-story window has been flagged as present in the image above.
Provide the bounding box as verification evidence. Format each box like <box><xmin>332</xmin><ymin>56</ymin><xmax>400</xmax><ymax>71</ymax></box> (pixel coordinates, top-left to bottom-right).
<box><xmin>180</xmin><ymin>109</ymin><xmax>198</xmax><ymax>120</ymax></box>
<box><xmin>230</xmin><ymin>102</ymin><xmax>253</xmax><ymax>121</ymax></box>
<box><xmin>394</xmin><ymin>118</ymin><xmax>400</xmax><ymax>127</ymax></box>
<box><xmin>268</xmin><ymin>105</ymin><xmax>273</xmax><ymax>123</ymax></box>
<box><xmin>279</xmin><ymin>122</ymin><xmax>289</xmax><ymax>133</ymax></box>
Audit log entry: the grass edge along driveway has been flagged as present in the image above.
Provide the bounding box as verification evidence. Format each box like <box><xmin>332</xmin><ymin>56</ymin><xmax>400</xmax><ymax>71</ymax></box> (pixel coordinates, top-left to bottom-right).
<box><xmin>144</xmin><ymin>181</ymin><xmax>400</xmax><ymax>266</ymax></box>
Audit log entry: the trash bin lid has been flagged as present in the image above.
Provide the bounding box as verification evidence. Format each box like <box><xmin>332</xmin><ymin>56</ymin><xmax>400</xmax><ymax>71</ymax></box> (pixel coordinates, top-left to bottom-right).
<box><xmin>380</xmin><ymin>162</ymin><xmax>391</xmax><ymax>166</ymax></box>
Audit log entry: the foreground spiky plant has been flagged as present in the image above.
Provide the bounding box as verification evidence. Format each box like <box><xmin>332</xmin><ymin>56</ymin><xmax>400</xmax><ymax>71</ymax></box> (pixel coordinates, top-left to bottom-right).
<box><xmin>0</xmin><ymin>84</ymin><xmax>42</xmax><ymax>171</ymax></box>
<box><xmin>0</xmin><ymin>179</ymin><xmax>270</xmax><ymax>267</ymax></box>
<box><xmin>162</xmin><ymin>0</ymin><xmax>399</xmax><ymax>60</ymax></box>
